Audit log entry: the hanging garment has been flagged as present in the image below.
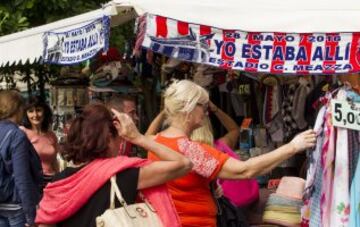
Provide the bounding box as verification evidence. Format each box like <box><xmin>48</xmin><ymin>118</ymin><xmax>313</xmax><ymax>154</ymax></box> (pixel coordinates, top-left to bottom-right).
<box><xmin>308</xmin><ymin>104</ymin><xmax>332</xmax><ymax>227</ymax></box>
<box><xmin>308</xmin><ymin>150</ymin><xmax>324</xmax><ymax>227</ymax></box>
<box><xmin>301</xmin><ymin>106</ymin><xmax>326</xmax><ymax>226</ymax></box>
<box><xmin>281</xmin><ymin>84</ymin><xmax>299</xmax><ymax>141</ymax></box>
<box><xmin>305</xmin><ymin>80</ymin><xmax>330</xmax><ymax>126</ymax></box>
<box><xmin>349</xmin><ymin>152</ymin><xmax>360</xmax><ymax>227</ymax></box>
<box><xmin>346</xmin><ymin>90</ymin><xmax>360</xmax><ymax>103</ymax></box>
<box><xmin>348</xmin><ymin>130</ymin><xmax>360</xmax><ymax>184</ymax></box>
<box><xmin>193</xmin><ymin>64</ymin><xmax>214</xmax><ymax>88</ymax></box>
<box><xmin>263</xmin><ymin>85</ymin><xmax>280</xmax><ymax>125</ymax></box>
<box><xmin>320</xmin><ymin>107</ymin><xmax>336</xmax><ymax>227</ymax></box>
<box><xmin>347</xmin><ymin>90</ymin><xmax>360</xmax><ymax>183</ymax></box>
<box><xmin>330</xmin><ymin>90</ymin><xmax>350</xmax><ymax>226</ymax></box>
<box><xmin>231</xmin><ymin>93</ymin><xmax>246</xmax><ymax>117</ymax></box>
<box><xmin>292</xmin><ymin>77</ymin><xmax>313</xmax><ymax>130</ymax></box>
<box><xmin>264</xmin><ymin>84</ymin><xmax>284</xmax><ymax>142</ymax></box>
<box><xmin>280</xmin><ymin>83</ymin><xmax>300</xmax><ymax>168</ymax></box>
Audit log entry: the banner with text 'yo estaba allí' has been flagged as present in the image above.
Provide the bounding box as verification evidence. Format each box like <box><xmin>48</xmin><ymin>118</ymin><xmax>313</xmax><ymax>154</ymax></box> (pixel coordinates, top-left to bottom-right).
<box><xmin>141</xmin><ymin>14</ymin><xmax>360</xmax><ymax>74</ymax></box>
<box><xmin>42</xmin><ymin>16</ymin><xmax>110</xmax><ymax>65</ymax></box>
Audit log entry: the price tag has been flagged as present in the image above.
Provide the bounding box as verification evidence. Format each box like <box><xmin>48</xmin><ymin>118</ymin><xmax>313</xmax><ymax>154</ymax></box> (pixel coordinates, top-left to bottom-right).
<box><xmin>331</xmin><ymin>99</ymin><xmax>360</xmax><ymax>131</ymax></box>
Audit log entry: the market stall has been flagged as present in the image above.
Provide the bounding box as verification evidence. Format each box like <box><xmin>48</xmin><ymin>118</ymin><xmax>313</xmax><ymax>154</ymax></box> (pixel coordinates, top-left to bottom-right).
<box><xmin>1</xmin><ymin>0</ymin><xmax>360</xmax><ymax>226</ymax></box>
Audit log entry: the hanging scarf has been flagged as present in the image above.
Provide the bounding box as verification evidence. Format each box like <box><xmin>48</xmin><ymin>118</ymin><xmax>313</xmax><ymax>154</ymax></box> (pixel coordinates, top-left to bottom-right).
<box><xmin>349</xmin><ymin>153</ymin><xmax>360</xmax><ymax>227</ymax></box>
<box><xmin>320</xmin><ymin>107</ymin><xmax>335</xmax><ymax>227</ymax></box>
<box><xmin>35</xmin><ymin>156</ymin><xmax>181</xmax><ymax>227</ymax></box>
<box><xmin>330</xmin><ymin>90</ymin><xmax>350</xmax><ymax>226</ymax></box>
<box><xmin>282</xmin><ymin>84</ymin><xmax>299</xmax><ymax>141</ymax></box>
<box><xmin>301</xmin><ymin>106</ymin><xmax>327</xmax><ymax>226</ymax></box>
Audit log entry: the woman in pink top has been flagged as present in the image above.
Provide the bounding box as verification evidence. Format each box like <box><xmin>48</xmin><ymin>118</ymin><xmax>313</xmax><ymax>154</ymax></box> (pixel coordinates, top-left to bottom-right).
<box><xmin>21</xmin><ymin>96</ymin><xmax>58</xmax><ymax>188</ymax></box>
<box><xmin>191</xmin><ymin>101</ymin><xmax>259</xmax><ymax>207</ymax></box>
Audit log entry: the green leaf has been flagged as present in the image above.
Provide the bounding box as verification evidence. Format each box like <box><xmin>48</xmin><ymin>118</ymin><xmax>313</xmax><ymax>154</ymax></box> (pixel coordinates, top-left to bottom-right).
<box><xmin>13</xmin><ymin>0</ymin><xmax>25</xmax><ymax>7</ymax></box>
<box><xmin>18</xmin><ymin>16</ymin><xmax>27</xmax><ymax>24</ymax></box>
<box><xmin>26</xmin><ymin>1</ymin><xmax>35</xmax><ymax>9</ymax></box>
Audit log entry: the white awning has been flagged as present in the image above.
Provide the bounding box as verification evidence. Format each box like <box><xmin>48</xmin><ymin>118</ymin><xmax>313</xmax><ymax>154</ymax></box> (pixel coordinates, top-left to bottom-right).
<box><xmin>114</xmin><ymin>0</ymin><xmax>360</xmax><ymax>33</ymax></box>
<box><xmin>2</xmin><ymin>0</ymin><xmax>360</xmax><ymax>67</ymax></box>
<box><xmin>0</xmin><ymin>2</ymin><xmax>136</xmax><ymax>67</ymax></box>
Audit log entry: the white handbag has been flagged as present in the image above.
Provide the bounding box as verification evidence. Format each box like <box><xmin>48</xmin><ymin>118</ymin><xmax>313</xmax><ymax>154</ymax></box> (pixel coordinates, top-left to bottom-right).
<box><xmin>96</xmin><ymin>176</ymin><xmax>163</xmax><ymax>227</ymax></box>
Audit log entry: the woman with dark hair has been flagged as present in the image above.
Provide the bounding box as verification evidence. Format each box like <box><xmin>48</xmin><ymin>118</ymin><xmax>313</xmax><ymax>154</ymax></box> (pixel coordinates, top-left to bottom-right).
<box><xmin>21</xmin><ymin>96</ymin><xmax>58</xmax><ymax>187</ymax></box>
<box><xmin>36</xmin><ymin>103</ymin><xmax>192</xmax><ymax>227</ymax></box>
<box><xmin>0</xmin><ymin>90</ymin><xmax>43</xmax><ymax>227</ymax></box>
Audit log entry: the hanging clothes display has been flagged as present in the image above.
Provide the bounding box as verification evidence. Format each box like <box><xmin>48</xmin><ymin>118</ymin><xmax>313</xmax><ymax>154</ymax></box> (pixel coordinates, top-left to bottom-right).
<box><xmin>301</xmin><ymin>87</ymin><xmax>360</xmax><ymax>227</ymax></box>
<box><xmin>330</xmin><ymin>90</ymin><xmax>350</xmax><ymax>227</ymax></box>
<box><xmin>301</xmin><ymin>106</ymin><xmax>327</xmax><ymax>226</ymax></box>
<box><xmin>263</xmin><ymin>81</ymin><xmax>284</xmax><ymax>143</ymax></box>
<box><xmin>349</xmin><ymin>152</ymin><xmax>360</xmax><ymax>227</ymax></box>
<box><xmin>281</xmin><ymin>83</ymin><xmax>299</xmax><ymax>141</ymax></box>
<box><xmin>292</xmin><ymin>77</ymin><xmax>313</xmax><ymax>131</ymax></box>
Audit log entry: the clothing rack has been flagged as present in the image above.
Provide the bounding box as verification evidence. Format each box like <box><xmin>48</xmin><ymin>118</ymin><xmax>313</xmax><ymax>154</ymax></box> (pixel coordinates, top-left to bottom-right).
<box><xmin>301</xmin><ymin>86</ymin><xmax>360</xmax><ymax>227</ymax></box>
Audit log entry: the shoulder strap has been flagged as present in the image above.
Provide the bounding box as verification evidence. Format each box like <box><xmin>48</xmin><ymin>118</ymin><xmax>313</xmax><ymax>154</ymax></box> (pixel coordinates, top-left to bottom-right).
<box><xmin>109</xmin><ymin>175</ymin><xmax>137</xmax><ymax>218</ymax></box>
<box><xmin>109</xmin><ymin>174</ymin><xmax>157</xmax><ymax>214</ymax></box>
<box><xmin>110</xmin><ymin>175</ymin><xmax>127</xmax><ymax>208</ymax></box>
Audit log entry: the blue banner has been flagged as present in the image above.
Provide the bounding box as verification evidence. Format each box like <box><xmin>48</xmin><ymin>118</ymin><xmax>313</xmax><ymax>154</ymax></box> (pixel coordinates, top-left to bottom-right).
<box><xmin>43</xmin><ymin>16</ymin><xmax>110</xmax><ymax>65</ymax></box>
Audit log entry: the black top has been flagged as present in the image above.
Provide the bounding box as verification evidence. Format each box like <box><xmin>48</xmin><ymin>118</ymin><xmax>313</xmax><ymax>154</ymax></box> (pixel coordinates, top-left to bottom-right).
<box><xmin>53</xmin><ymin>167</ymin><xmax>139</xmax><ymax>227</ymax></box>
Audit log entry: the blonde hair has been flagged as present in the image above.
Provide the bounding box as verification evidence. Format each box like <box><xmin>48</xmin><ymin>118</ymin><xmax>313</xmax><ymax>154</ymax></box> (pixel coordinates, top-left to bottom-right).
<box><xmin>163</xmin><ymin>80</ymin><xmax>209</xmax><ymax>121</ymax></box>
<box><xmin>190</xmin><ymin>116</ymin><xmax>214</xmax><ymax>145</ymax></box>
<box><xmin>0</xmin><ymin>90</ymin><xmax>23</xmax><ymax>120</ymax></box>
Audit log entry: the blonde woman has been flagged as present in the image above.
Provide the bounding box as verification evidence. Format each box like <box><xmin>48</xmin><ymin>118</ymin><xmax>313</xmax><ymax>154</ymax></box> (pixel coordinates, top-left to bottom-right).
<box><xmin>190</xmin><ymin>101</ymin><xmax>238</xmax><ymax>148</ymax></box>
<box><xmin>146</xmin><ymin>102</ymin><xmax>256</xmax><ymax>206</ymax></box>
<box><xmin>147</xmin><ymin>79</ymin><xmax>316</xmax><ymax>227</ymax></box>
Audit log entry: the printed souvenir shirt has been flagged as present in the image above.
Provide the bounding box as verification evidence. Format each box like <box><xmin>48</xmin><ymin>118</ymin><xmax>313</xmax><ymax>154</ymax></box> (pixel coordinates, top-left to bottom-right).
<box><xmin>148</xmin><ymin>135</ymin><xmax>230</xmax><ymax>227</ymax></box>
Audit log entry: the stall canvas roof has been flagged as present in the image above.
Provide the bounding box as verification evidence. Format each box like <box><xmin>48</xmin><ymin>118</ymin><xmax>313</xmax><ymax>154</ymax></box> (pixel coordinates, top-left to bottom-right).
<box><xmin>114</xmin><ymin>0</ymin><xmax>360</xmax><ymax>33</ymax></box>
<box><xmin>0</xmin><ymin>2</ymin><xmax>135</xmax><ymax>67</ymax></box>
<box><xmin>1</xmin><ymin>0</ymin><xmax>360</xmax><ymax>68</ymax></box>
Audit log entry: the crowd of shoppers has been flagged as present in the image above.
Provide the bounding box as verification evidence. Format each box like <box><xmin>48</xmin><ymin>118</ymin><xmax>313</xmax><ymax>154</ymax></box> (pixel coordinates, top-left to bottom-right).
<box><xmin>0</xmin><ymin>80</ymin><xmax>316</xmax><ymax>227</ymax></box>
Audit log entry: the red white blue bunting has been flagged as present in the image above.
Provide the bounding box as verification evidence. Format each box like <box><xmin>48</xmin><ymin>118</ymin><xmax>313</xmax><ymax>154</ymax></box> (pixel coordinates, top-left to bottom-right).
<box><xmin>142</xmin><ymin>14</ymin><xmax>360</xmax><ymax>74</ymax></box>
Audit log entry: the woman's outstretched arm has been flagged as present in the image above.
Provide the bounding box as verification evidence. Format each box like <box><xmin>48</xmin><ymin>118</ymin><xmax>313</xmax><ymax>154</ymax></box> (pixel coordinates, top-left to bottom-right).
<box><xmin>217</xmin><ymin>129</ymin><xmax>316</xmax><ymax>179</ymax></box>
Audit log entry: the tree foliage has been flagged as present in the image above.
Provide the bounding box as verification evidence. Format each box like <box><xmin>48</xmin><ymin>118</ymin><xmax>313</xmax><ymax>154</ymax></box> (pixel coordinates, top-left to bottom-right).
<box><xmin>0</xmin><ymin>0</ymin><xmax>135</xmax><ymax>96</ymax></box>
<box><xmin>0</xmin><ymin>0</ymin><xmax>109</xmax><ymax>35</ymax></box>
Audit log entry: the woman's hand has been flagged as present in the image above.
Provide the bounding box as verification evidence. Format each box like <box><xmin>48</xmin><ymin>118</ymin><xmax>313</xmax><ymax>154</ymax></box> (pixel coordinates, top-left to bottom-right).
<box><xmin>289</xmin><ymin>129</ymin><xmax>317</xmax><ymax>153</ymax></box>
<box><xmin>111</xmin><ymin>109</ymin><xmax>142</xmax><ymax>142</ymax></box>
<box><xmin>209</xmin><ymin>101</ymin><xmax>218</xmax><ymax>113</ymax></box>
<box><xmin>214</xmin><ymin>184</ymin><xmax>224</xmax><ymax>198</ymax></box>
